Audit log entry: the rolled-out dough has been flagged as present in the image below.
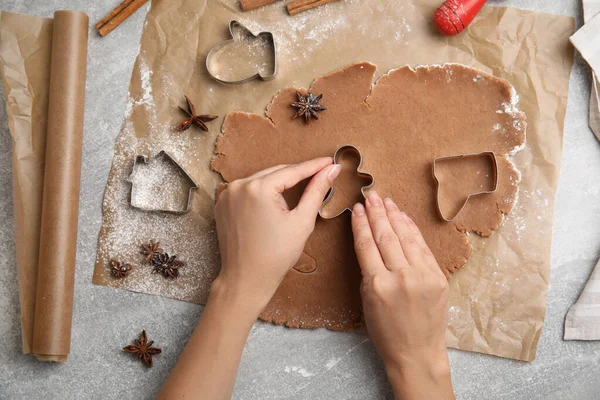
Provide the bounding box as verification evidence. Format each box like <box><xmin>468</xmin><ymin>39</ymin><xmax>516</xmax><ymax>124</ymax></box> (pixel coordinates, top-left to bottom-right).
<box><xmin>211</xmin><ymin>62</ymin><xmax>526</xmax><ymax>331</ymax></box>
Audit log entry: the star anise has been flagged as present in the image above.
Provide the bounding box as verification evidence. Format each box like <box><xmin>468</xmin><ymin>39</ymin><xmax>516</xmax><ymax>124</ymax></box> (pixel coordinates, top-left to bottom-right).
<box><xmin>123</xmin><ymin>330</ymin><xmax>162</xmax><ymax>368</ymax></box>
<box><xmin>290</xmin><ymin>91</ymin><xmax>327</xmax><ymax>124</ymax></box>
<box><xmin>151</xmin><ymin>252</ymin><xmax>185</xmax><ymax>279</ymax></box>
<box><xmin>177</xmin><ymin>95</ymin><xmax>218</xmax><ymax>132</ymax></box>
<box><xmin>110</xmin><ymin>259</ymin><xmax>132</xmax><ymax>279</ymax></box>
<box><xmin>140</xmin><ymin>240</ymin><xmax>163</xmax><ymax>264</ymax></box>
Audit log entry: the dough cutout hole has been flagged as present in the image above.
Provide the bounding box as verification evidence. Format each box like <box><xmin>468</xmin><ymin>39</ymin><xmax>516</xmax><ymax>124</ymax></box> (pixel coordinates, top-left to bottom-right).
<box><xmin>434</xmin><ymin>152</ymin><xmax>497</xmax><ymax>221</ymax></box>
<box><xmin>293</xmin><ymin>252</ymin><xmax>317</xmax><ymax>274</ymax></box>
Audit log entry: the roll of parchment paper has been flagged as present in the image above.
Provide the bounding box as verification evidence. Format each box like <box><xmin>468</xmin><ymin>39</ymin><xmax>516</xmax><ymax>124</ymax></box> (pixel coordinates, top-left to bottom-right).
<box><xmin>32</xmin><ymin>10</ymin><xmax>89</xmax><ymax>363</ymax></box>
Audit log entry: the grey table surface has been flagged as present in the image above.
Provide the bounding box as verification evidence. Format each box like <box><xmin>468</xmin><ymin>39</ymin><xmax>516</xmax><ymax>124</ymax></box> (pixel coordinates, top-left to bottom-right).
<box><xmin>0</xmin><ymin>0</ymin><xmax>599</xmax><ymax>399</ymax></box>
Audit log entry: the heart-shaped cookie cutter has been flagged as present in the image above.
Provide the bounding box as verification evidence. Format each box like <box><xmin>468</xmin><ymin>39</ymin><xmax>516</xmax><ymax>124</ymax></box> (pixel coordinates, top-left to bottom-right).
<box><xmin>432</xmin><ymin>151</ymin><xmax>498</xmax><ymax>222</ymax></box>
<box><xmin>319</xmin><ymin>145</ymin><xmax>375</xmax><ymax>220</ymax></box>
<box><xmin>206</xmin><ymin>20</ymin><xmax>277</xmax><ymax>84</ymax></box>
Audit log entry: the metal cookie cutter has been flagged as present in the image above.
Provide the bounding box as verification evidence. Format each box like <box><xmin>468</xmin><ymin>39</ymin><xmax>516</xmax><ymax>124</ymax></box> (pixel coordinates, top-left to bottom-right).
<box><xmin>432</xmin><ymin>151</ymin><xmax>498</xmax><ymax>222</ymax></box>
<box><xmin>206</xmin><ymin>20</ymin><xmax>277</xmax><ymax>84</ymax></box>
<box><xmin>319</xmin><ymin>145</ymin><xmax>375</xmax><ymax>220</ymax></box>
<box><xmin>127</xmin><ymin>150</ymin><xmax>198</xmax><ymax>214</ymax></box>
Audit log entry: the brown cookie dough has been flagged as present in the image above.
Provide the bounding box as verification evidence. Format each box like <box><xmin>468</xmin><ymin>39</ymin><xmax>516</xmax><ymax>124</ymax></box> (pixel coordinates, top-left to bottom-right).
<box><xmin>211</xmin><ymin>62</ymin><xmax>526</xmax><ymax>331</ymax></box>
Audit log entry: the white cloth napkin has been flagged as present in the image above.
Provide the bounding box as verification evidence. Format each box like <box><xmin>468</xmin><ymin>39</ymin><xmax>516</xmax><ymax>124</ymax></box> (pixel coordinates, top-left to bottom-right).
<box><xmin>591</xmin><ymin>75</ymin><xmax>600</xmax><ymax>140</ymax></box>
<box><xmin>571</xmin><ymin>0</ymin><xmax>600</xmax><ymax>140</ymax></box>
<box><xmin>565</xmin><ymin>259</ymin><xmax>600</xmax><ymax>340</ymax></box>
<box><xmin>564</xmin><ymin>0</ymin><xmax>600</xmax><ymax>340</ymax></box>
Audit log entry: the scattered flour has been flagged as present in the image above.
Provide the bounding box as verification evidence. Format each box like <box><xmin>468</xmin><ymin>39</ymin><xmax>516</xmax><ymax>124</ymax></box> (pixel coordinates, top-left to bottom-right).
<box><xmin>284</xmin><ymin>366</ymin><xmax>315</xmax><ymax>378</ymax></box>
<box><xmin>325</xmin><ymin>358</ymin><xmax>338</xmax><ymax>370</ymax></box>
<box><xmin>123</xmin><ymin>55</ymin><xmax>155</xmax><ymax>119</ymax></box>
<box><xmin>94</xmin><ymin>52</ymin><xmax>220</xmax><ymax>303</ymax></box>
<box><xmin>233</xmin><ymin>0</ymin><xmax>415</xmax><ymax>64</ymax></box>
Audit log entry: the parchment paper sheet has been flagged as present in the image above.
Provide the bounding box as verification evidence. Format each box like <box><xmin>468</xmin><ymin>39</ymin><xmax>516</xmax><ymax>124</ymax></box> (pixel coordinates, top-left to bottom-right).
<box><xmin>93</xmin><ymin>0</ymin><xmax>574</xmax><ymax>361</ymax></box>
<box><xmin>0</xmin><ymin>11</ymin><xmax>52</xmax><ymax>355</ymax></box>
<box><xmin>0</xmin><ymin>10</ymin><xmax>89</xmax><ymax>361</ymax></box>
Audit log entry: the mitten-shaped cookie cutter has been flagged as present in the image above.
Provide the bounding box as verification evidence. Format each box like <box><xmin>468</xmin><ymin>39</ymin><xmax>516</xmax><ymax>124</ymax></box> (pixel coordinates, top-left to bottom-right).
<box><xmin>432</xmin><ymin>151</ymin><xmax>498</xmax><ymax>222</ymax></box>
<box><xmin>206</xmin><ymin>20</ymin><xmax>277</xmax><ymax>84</ymax></box>
<box><xmin>319</xmin><ymin>145</ymin><xmax>375</xmax><ymax>219</ymax></box>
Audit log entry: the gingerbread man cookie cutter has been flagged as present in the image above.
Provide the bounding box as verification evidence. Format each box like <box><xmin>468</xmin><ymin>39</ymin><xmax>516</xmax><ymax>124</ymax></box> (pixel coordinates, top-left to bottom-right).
<box><xmin>206</xmin><ymin>20</ymin><xmax>277</xmax><ymax>85</ymax></box>
<box><xmin>319</xmin><ymin>145</ymin><xmax>375</xmax><ymax>220</ymax></box>
<box><xmin>432</xmin><ymin>151</ymin><xmax>499</xmax><ymax>222</ymax></box>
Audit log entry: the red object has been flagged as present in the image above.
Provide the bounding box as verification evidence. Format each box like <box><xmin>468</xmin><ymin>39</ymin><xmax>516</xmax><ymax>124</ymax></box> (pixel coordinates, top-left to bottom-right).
<box><xmin>433</xmin><ymin>0</ymin><xmax>487</xmax><ymax>36</ymax></box>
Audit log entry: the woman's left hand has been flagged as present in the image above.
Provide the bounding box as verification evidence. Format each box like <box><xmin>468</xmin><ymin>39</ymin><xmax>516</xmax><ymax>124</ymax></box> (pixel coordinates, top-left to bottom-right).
<box><xmin>213</xmin><ymin>157</ymin><xmax>341</xmax><ymax>315</ymax></box>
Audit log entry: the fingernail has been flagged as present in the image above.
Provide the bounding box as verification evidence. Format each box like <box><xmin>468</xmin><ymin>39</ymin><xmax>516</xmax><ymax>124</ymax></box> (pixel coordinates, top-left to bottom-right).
<box><xmin>353</xmin><ymin>203</ymin><xmax>365</xmax><ymax>216</ymax></box>
<box><xmin>367</xmin><ymin>191</ymin><xmax>382</xmax><ymax>206</ymax></box>
<box><xmin>383</xmin><ymin>198</ymin><xmax>397</xmax><ymax>211</ymax></box>
<box><xmin>327</xmin><ymin>164</ymin><xmax>341</xmax><ymax>183</ymax></box>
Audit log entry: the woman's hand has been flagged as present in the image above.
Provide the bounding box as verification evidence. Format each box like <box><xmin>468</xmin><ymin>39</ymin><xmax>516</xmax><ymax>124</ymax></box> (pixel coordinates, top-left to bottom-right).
<box><xmin>351</xmin><ymin>192</ymin><xmax>454</xmax><ymax>400</ymax></box>
<box><xmin>158</xmin><ymin>158</ymin><xmax>340</xmax><ymax>400</ymax></box>
<box><xmin>213</xmin><ymin>157</ymin><xmax>341</xmax><ymax>316</ymax></box>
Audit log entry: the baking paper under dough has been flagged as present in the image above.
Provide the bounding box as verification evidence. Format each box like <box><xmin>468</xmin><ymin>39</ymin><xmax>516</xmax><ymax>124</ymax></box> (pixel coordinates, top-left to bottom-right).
<box><xmin>212</xmin><ymin>62</ymin><xmax>525</xmax><ymax>331</ymax></box>
<box><xmin>93</xmin><ymin>0</ymin><xmax>575</xmax><ymax>361</ymax></box>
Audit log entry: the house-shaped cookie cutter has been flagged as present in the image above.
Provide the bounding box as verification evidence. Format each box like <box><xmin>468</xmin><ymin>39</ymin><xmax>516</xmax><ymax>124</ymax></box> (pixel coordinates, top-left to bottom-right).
<box><xmin>432</xmin><ymin>151</ymin><xmax>498</xmax><ymax>222</ymax></box>
<box><xmin>206</xmin><ymin>20</ymin><xmax>277</xmax><ymax>84</ymax></box>
<box><xmin>319</xmin><ymin>145</ymin><xmax>375</xmax><ymax>220</ymax></box>
<box><xmin>127</xmin><ymin>150</ymin><xmax>198</xmax><ymax>214</ymax></box>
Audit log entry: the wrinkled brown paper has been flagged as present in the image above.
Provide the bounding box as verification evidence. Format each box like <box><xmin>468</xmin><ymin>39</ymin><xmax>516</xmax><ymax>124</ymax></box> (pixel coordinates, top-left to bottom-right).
<box><xmin>93</xmin><ymin>0</ymin><xmax>574</xmax><ymax>361</ymax></box>
<box><xmin>0</xmin><ymin>10</ymin><xmax>89</xmax><ymax>361</ymax></box>
<box><xmin>0</xmin><ymin>12</ymin><xmax>52</xmax><ymax>355</ymax></box>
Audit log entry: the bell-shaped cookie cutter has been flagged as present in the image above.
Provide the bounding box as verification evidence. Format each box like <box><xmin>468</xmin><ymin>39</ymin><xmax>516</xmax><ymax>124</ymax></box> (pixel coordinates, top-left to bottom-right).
<box><xmin>319</xmin><ymin>145</ymin><xmax>375</xmax><ymax>220</ymax></box>
<box><xmin>206</xmin><ymin>20</ymin><xmax>277</xmax><ymax>84</ymax></box>
<box><xmin>127</xmin><ymin>150</ymin><xmax>198</xmax><ymax>214</ymax></box>
<box><xmin>432</xmin><ymin>151</ymin><xmax>498</xmax><ymax>222</ymax></box>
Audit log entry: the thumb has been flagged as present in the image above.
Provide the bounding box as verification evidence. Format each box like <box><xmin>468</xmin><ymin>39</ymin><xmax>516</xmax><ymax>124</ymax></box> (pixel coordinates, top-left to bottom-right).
<box><xmin>295</xmin><ymin>164</ymin><xmax>341</xmax><ymax>220</ymax></box>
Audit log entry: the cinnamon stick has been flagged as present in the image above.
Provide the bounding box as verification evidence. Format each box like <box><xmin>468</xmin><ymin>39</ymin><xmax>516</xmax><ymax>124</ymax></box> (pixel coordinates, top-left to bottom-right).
<box><xmin>240</xmin><ymin>0</ymin><xmax>281</xmax><ymax>11</ymax></box>
<box><xmin>97</xmin><ymin>0</ymin><xmax>148</xmax><ymax>37</ymax></box>
<box><xmin>287</xmin><ymin>0</ymin><xmax>340</xmax><ymax>15</ymax></box>
<box><xmin>95</xmin><ymin>0</ymin><xmax>134</xmax><ymax>29</ymax></box>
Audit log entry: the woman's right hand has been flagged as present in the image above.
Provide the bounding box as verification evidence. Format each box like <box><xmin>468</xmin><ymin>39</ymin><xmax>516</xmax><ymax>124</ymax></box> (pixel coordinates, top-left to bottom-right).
<box><xmin>351</xmin><ymin>191</ymin><xmax>454</xmax><ymax>400</ymax></box>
